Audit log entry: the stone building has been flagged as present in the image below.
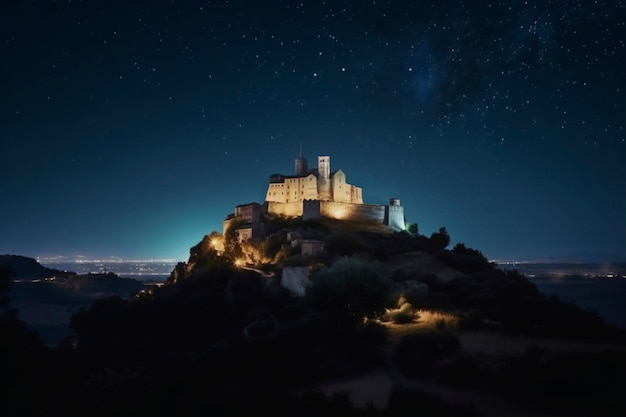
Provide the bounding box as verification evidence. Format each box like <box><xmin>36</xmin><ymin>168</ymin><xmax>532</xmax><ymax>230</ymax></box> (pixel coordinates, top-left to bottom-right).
<box><xmin>265</xmin><ymin>153</ymin><xmax>363</xmax><ymax>205</ymax></box>
<box><xmin>290</xmin><ymin>239</ymin><xmax>326</xmax><ymax>257</ymax></box>
<box><xmin>223</xmin><ymin>202</ymin><xmax>265</xmax><ymax>242</ymax></box>
<box><xmin>224</xmin><ymin>152</ymin><xmax>406</xmax><ymax>235</ymax></box>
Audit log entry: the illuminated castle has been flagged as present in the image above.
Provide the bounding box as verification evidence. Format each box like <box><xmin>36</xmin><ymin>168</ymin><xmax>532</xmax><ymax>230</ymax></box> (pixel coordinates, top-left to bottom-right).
<box><xmin>224</xmin><ymin>152</ymin><xmax>405</xmax><ymax>239</ymax></box>
<box><xmin>265</xmin><ymin>153</ymin><xmax>363</xmax><ymax>206</ymax></box>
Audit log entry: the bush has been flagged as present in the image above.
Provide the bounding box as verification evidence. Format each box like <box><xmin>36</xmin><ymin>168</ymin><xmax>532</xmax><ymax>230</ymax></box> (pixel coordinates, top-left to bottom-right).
<box><xmin>306</xmin><ymin>256</ymin><xmax>393</xmax><ymax>321</ymax></box>
<box><xmin>437</xmin><ymin>243</ymin><xmax>494</xmax><ymax>275</ymax></box>
<box><xmin>429</xmin><ymin>227</ymin><xmax>450</xmax><ymax>252</ymax></box>
<box><xmin>391</xmin><ymin>310</ymin><xmax>414</xmax><ymax>324</ymax></box>
<box><xmin>385</xmin><ymin>301</ymin><xmax>416</xmax><ymax>324</ymax></box>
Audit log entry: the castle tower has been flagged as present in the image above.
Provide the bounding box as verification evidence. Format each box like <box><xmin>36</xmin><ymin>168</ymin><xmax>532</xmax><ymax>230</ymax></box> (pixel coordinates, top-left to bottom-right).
<box><xmin>295</xmin><ymin>147</ymin><xmax>308</xmax><ymax>176</ymax></box>
<box><xmin>318</xmin><ymin>156</ymin><xmax>330</xmax><ymax>180</ymax></box>
<box><xmin>318</xmin><ymin>156</ymin><xmax>332</xmax><ymax>200</ymax></box>
<box><xmin>385</xmin><ymin>197</ymin><xmax>405</xmax><ymax>231</ymax></box>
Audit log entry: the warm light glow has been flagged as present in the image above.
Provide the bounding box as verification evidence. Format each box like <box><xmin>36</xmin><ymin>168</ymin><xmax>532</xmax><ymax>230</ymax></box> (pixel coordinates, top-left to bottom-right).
<box><xmin>414</xmin><ymin>309</ymin><xmax>458</xmax><ymax>328</ymax></box>
<box><xmin>371</xmin><ymin>303</ymin><xmax>460</xmax><ymax>342</ymax></box>
<box><xmin>330</xmin><ymin>205</ymin><xmax>348</xmax><ymax>219</ymax></box>
<box><xmin>234</xmin><ymin>259</ymin><xmax>243</xmax><ymax>267</ymax></box>
<box><xmin>210</xmin><ymin>237</ymin><xmax>225</xmax><ymax>253</ymax></box>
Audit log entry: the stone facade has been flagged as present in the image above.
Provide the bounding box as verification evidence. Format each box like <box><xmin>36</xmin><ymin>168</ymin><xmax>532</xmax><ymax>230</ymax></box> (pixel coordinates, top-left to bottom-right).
<box><xmin>235</xmin><ymin>202</ymin><xmax>262</xmax><ymax>223</ymax></box>
<box><xmin>224</xmin><ymin>153</ymin><xmax>406</xmax><ymax>234</ymax></box>
<box><xmin>223</xmin><ymin>202</ymin><xmax>266</xmax><ymax>241</ymax></box>
<box><xmin>291</xmin><ymin>239</ymin><xmax>326</xmax><ymax>257</ymax></box>
<box><xmin>265</xmin><ymin>155</ymin><xmax>363</xmax><ymax>204</ymax></box>
<box><xmin>300</xmin><ymin>198</ymin><xmax>405</xmax><ymax>231</ymax></box>
<box><xmin>234</xmin><ymin>223</ymin><xmax>265</xmax><ymax>243</ymax></box>
<box><xmin>385</xmin><ymin>198</ymin><xmax>405</xmax><ymax>232</ymax></box>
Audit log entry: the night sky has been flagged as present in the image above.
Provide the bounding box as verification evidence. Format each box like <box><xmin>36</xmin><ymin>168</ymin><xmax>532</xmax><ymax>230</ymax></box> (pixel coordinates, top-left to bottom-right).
<box><xmin>2</xmin><ymin>1</ymin><xmax>625</xmax><ymax>262</ymax></box>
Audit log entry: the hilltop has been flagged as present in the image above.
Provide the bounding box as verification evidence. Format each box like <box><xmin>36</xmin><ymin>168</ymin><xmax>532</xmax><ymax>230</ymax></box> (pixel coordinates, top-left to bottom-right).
<box><xmin>0</xmin><ymin>254</ymin><xmax>66</xmax><ymax>279</ymax></box>
<box><xmin>2</xmin><ymin>217</ymin><xmax>626</xmax><ymax>416</ymax></box>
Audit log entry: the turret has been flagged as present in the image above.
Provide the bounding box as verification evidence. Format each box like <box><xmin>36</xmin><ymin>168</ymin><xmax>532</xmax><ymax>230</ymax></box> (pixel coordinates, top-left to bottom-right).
<box><xmin>318</xmin><ymin>156</ymin><xmax>330</xmax><ymax>180</ymax></box>
<box><xmin>317</xmin><ymin>156</ymin><xmax>331</xmax><ymax>200</ymax></box>
<box><xmin>295</xmin><ymin>148</ymin><xmax>308</xmax><ymax>176</ymax></box>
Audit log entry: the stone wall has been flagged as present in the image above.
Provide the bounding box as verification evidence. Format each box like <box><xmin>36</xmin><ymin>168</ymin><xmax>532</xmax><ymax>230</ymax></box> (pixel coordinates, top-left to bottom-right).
<box><xmin>385</xmin><ymin>204</ymin><xmax>405</xmax><ymax>231</ymax></box>
<box><xmin>235</xmin><ymin>223</ymin><xmax>266</xmax><ymax>243</ymax></box>
<box><xmin>302</xmin><ymin>200</ymin><xmax>321</xmax><ymax>220</ymax></box>
<box><xmin>235</xmin><ymin>203</ymin><xmax>261</xmax><ymax>223</ymax></box>
<box><xmin>265</xmin><ymin>156</ymin><xmax>363</xmax><ymax>204</ymax></box>
<box><xmin>267</xmin><ymin>201</ymin><xmax>304</xmax><ymax>217</ymax></box>
<box><xmin>266</xmin><ymin>173</ymin><xmax>318</xmax><ymax>203</ymax></box>
<box><xmin>320</xmin><ymin>201</ymin><xmax>386</xmax><ymax>223</ymax></box>
<box><xmin>271</xmin><ymin>199</ymin><xmax>405</xmax><ymax>231</ymax></box>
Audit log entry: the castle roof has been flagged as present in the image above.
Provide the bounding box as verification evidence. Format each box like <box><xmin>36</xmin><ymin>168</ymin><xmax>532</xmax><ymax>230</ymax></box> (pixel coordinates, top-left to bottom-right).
<box><xmin>269</xmin><ymin>170</ymin><xmax>318</xmax><ymax>183</ymax></box>
<box><xmin>235</xmin><ymin>202</ymin><xmax>261</xmax><ymax>208</ymax></box>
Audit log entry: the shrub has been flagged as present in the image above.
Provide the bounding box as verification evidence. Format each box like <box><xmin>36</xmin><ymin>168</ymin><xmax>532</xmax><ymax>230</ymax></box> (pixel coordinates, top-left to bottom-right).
<box><xmin>437</xmin><ymin>242</ymin><xmax>494</xmax><ymax>275</ymax></box>
<box><xmin>384</xmin><ymin>301</ymin><xmax>417</xmax><ymax>324</ymax></box>
<box><xmin>306</xmin><ymin>256</ymin><xmax>393</xmax><ymax>321</ymax></box>
<box><xmin>429</xmin><ymin>227</ymin><xmax>450</xmax><ymax>252</ymax></box>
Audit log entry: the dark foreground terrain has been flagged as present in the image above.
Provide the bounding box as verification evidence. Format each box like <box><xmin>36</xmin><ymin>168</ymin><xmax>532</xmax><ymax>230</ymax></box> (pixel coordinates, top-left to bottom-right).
<box><xmin>2</xmin><ymin>223</ymin><xmax>625</xmax><ymax>416</ymax></box>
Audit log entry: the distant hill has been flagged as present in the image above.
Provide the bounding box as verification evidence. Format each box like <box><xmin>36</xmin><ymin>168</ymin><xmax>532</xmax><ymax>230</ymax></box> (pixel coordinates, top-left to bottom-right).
<box><xmin>0</xmin><ymin>254</ymin><xmax>68</xmax><ymax>279</ymax></box>
<box><xmin>50</xmin><ymin>272</ymin><xmax>144</xmax><ymax>298</ymax></box>
<box><xmin>517</xmin><ymin>251</ymin><xmax>626</xmax><ymax>264</ymax></box>
<box><xmin>2</xmin><ymin>255</ymin><xmax>145</xmax><ymax>346</ymax></box>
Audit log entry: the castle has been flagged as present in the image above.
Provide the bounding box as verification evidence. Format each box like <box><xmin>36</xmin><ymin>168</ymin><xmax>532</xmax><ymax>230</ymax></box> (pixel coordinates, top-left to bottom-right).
<box><xmin>224</xmin><ymin>152</ymin><xmax>405</xmax><ymax>240</ymax></box>
<box><xmin>266</xmin><ymin>154</ymin><xmax>363</xmax><ymax>205</ymax></box>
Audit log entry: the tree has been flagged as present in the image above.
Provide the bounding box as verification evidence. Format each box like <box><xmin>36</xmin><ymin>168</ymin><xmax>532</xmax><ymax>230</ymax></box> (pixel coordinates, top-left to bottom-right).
<box><xmin>306</xmin><ymin>256</ymin><xmax>393</xmax><ymax>321</ymax></box>
<box><xmin>429</xmin><ymin>227</ymin><xmax>450</xmax><ymax>252</ymax></box>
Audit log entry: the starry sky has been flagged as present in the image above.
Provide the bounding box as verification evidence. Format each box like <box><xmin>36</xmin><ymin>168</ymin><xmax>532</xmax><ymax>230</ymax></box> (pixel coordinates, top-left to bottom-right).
<box><xmin>2</xmin><ymin>1</ymin><xmax>625</xmax><ymax>262</ymax></box>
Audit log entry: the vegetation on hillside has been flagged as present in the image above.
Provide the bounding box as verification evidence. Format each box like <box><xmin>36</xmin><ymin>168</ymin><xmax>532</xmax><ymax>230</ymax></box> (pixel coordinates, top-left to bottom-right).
<box><xmin>2</xmin><ymin>216</ymin><xmax>626</xmax><ymax>416</ymax></box>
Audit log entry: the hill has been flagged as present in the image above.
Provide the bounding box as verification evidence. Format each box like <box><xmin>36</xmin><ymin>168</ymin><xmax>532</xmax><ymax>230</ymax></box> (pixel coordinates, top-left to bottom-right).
<box><xmin>0</xmin><ymin>254</ymin><xmax>65</xmax><ymax>279</ymax></box>
<box><xmin>2</xmin><ymin>219</ymin><xmax>626</xmax><ymax>416</ymax></box>
<box><xmin>1</xmin><ymin>256</ymin><xmax>145</xmax><ymax>346</ymax></box>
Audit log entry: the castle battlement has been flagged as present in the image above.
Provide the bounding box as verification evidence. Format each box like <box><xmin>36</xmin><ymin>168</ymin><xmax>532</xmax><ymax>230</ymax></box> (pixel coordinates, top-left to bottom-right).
<box><xmin>265</xmin><ymin>155</ymin><xmax>363</xmax><ymax>205</ymax></box>
<box><xmin>264</xmin><ymin>153</ymin><xmax>404</xmax><ymax>231</ymax></box>
<box><xmin>224</xmin><ymin>153</ymin><xmax>405</xmax><ymax>238</ymax></box>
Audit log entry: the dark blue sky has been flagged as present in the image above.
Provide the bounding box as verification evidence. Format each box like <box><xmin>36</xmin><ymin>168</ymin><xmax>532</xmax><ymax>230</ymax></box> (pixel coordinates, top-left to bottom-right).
<box><xmin>2</xmin><ymin>1</ymin><xmax>625</xmax><ymax>262</ymax></box>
